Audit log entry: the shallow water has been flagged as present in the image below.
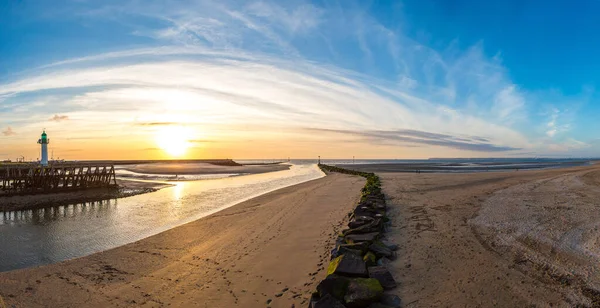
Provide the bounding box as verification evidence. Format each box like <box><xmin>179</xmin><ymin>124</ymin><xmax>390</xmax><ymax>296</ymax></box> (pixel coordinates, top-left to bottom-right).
<box><xmin>0</xmin><ymin>164</ymin><xmax>323</xmax><ymax>272</ymax></box>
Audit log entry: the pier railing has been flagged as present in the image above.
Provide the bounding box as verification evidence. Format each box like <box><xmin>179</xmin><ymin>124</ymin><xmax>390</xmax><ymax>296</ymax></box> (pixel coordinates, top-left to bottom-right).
<box><xmin>0</xmin><ymin>163</ymin><xmax>117</xmax><ymax>196</ymax></box>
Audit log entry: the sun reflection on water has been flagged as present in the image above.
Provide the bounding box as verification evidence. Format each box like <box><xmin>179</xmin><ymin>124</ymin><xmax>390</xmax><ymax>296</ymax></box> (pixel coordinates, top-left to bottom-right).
<box><xmin>173</xmin><ymin>182</ymin><xmax>185</xmax><ymax>200</ymax></box>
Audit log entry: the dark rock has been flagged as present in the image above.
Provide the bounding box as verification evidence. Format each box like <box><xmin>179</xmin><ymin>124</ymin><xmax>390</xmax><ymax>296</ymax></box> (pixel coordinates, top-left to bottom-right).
<box><xmin>348</xmin><ymin>220</ymin><xmax>367</xmax><ymax>229</ymax></box>
<box><xmin>354</xmin><ymin>215</ymin><xmax>377</xmax><ymax>222</ymax></box>
<box><xmin>331</xmin><ymin>243</ymin><xmax>366</xmax><ymax>259</ymax></box>
<box><xmin>368</xmin><ymin>266</ymin><xmax>397</xmax><ymax>290</ymax></box>
<box><xmin>380</xmin><ymin>240</ymin><xmax>398</xmax><ymax>251</ymax></box>
<box><xmin>331</xmin><ymin>247</ymin><xmax>339</xmax><ymax>260</ymax></box>
<box><xmin>367</xmin><ymin>304</ymin><xmax>394</xmax><ymax>308</ymax></box>
<box><xmin>308</xmin><ymin>292</ymin><xmax>319</xmax><ymax>307</ymax></box>
<box><xmin>317</xmin><ymin>275</ymin><xmax>349</xmax><ymax>301</ymax></box>
<box><xmin>360</xmin><ymin>198</ymin><xmax>386</xmax><ymax>210</ymax></box>
<box><xmin>376</xmin><ymin>257</ymin><xmax>392</xmax><ymax>267</ymax></box>
<box><xmin>344</xmin><ymin>278</ymin><xmax>383</xmax><ymax>308</ymax></box>
<box><xmin>340</xmin><ymin>242</ymin><xmax>369</xmax><ymax>253</ymax></box>
<box><xmin>369</xmin><ymin>242</ymin><xmax>393</xmax><ymax>258</ymax></box>
<box><xmin>353</xmin><ymin>206</ymin><xmax>385</xmax><ymax>219</ymax></box>
<box><xmin>338</xmin><ymin>247</ymin><xmax>363</xmax><ymax>257</ymax></box>
<box><xmin>345</xmin><ymin>232</ymin><xmax>380</xmax><ymax>244</ymax></box>
<box><xmin>327</xmin><ymin>253</ymin><xmax>368</xmax><ymax>277</ymax></box>
<box><xmin>380</xmin><ymin>294</ymin><xmax>401</xmax><ymax>307</ymax></box>
<box><xmin>363</xmin><ymin>252</ymin><xmax>377</xmax><ymax>267</ymax></box>
<box><xmin>348</xmin><ymin>216</ymin><xmax>375</xmax><ymax>229</ymax></box>
<box><xmin>311</xmin><ymin>293</ymin><xmax>346</xmax><ymax>308</ymax></box>
<box><xmin>343</xmin><ymin>219</ymin><xmax>382</xmax><ymax>236</ymax></box>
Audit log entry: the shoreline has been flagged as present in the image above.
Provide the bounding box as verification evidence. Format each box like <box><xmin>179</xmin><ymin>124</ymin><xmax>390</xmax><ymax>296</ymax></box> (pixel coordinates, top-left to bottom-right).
<box><xmin>0</xmin><ymin>179</ymin><xmax>171</xmax><ymax>212</ymax></box>
<box><xmin>336</xmin><ymin>160</ymin><xmax>593</xmax><ymax>173</ymax></box>
<box><xmin>0</xmin><ymin>173</ymin><xmax>365</xmax><ymax>307</ymax></box>
<box><xmin>117</xmin><ymin>162</ymin><xmax>290</xmax><ymax>175</ymax></box>
<box><xmin>0</xmin><ymin>163</ymin><xmax>291</xmax><ymax>212</ymax></box>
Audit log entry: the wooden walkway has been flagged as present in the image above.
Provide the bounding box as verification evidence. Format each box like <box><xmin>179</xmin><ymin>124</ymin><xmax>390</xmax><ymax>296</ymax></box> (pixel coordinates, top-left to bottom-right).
<box><xmin>0</xmin><ymin>163</ymin><xmax>117</xmax><ymax>196</ymax></box>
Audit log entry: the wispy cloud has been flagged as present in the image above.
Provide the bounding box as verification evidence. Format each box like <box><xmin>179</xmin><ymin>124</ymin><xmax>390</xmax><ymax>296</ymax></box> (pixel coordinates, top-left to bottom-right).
<box><xmin>2</xmin><ymin>127</ymin><xmax>16</xmax><ymax>136</ymax></box>
<box><xmin>50</xmin><ymin>114</ymin><xmax>69</xmax><ymax>122</ymax></box>
<box><xmin>0</xmin><ymin>0</ymin><xmax>594</xmax><ymax>158</ymax></box>
<box><xmin>0</xmin><ymin>48</ymin><xmax>532</xmax><ymax>158</ymax></box>
<box><xmin>189</xmin><ymin>139</ymin><xmax>215</xmax><ymax>143</ymax></box>
<box><xmin>546</xmin><ymin>108</ymin><xmax>559</xmax><ymax>137</ymax></box>
<box><xmin>135</xmin><ymin>122</ymin><xmax>180</xmax><ymax>126</ymax></box>
<box><xmin>304</xmin><ymin>128</ymin><xmax>520</xmax><ymax>152</ymax></box>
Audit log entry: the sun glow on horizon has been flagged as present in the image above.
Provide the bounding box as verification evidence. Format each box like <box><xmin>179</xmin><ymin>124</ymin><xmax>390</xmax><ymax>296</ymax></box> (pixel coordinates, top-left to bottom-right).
<box><xmin>155</xmin><ymin>125</ymin><xmax>192</xmax><ymax>157</ymax></box>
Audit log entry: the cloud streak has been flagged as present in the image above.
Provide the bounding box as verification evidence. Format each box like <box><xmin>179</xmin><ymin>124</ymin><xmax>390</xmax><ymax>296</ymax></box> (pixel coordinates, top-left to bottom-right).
<box><xmin>50</xmin><ymin>114</ymin><xmax>69</xmax><ymax>122</ymax></box>
<box><xmin>1</xmin><ymin>0</ymin><xmax>594</xmax><ymax>158</ymax></box>
<box><xmin>0</xmin><ymin>47</ymin><xmax>531</xmax><ymax>157</ymax></box>
<box><xmin>2</xmin><ymin>127</ymin><xmax>16</xmax><ymax>136</ymax></box>
<box><xmin>304</xmin><ymin>128</ymin><xmax>520</xmax><ymax>152</ymax></box>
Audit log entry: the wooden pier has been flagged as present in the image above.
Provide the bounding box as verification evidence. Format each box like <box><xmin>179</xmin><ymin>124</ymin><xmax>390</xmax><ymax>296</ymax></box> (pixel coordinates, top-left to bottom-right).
<box><xmin>0</xmin><ymin>163</ymin><xmax>117</xmax><ymax>196</ymax></box>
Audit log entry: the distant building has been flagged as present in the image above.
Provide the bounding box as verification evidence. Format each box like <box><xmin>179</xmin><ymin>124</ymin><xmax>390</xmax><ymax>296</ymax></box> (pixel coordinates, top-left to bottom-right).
<box><xmin>37</xmin><ymin>130</ymin><xmax>50</xmax><ymax>166</ymax></box>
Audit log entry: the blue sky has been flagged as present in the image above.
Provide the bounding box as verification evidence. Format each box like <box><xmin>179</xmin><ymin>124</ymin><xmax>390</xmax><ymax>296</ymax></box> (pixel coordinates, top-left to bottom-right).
<box><xmin>0</xmin><ymin>0</ymin><xmax>599</xmax><ymax>159</ymax></box>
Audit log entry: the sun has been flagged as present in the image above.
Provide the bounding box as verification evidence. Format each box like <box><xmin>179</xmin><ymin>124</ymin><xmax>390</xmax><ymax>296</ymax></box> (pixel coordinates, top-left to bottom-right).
<box><xmin>155</xmin><ymin>126</ymin><xmax>192</xmax><ymax>157</ymax></box>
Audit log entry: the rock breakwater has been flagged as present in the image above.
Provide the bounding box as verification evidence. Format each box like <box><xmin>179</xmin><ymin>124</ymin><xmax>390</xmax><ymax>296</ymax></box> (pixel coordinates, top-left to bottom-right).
<box><xmin>310</xmin><ymin>164</ymin><xmax>400</xmax><ymax>308</ymax></box>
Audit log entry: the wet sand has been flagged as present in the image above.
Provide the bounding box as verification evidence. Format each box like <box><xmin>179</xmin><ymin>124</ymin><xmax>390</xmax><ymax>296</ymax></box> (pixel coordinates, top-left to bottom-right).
<box><xmin>0</xmin><ymin>173</ymin><xmax>364</xmax><ymax>308</ymax></box>
<box><xmin>120</xmin><ymin>162</ymin><xmax>289</xmax><ymax>175</ymax></box>
<box><xmin>0</xmin><ymin>179</ymin><xmax>170</xmax><ymax>212</ymax></box>
<box><xmin>368</xmin><ymin>164</ymin><xmax>600</xmax><ymax>307</ymax></box>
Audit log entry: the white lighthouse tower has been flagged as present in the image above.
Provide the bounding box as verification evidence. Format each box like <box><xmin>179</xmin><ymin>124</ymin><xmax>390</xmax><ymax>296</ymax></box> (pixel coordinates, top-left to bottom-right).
<box><xmin>37</xmin><ymin>130</ymin><xmax>50</xmax><ymax>166</ymax></box>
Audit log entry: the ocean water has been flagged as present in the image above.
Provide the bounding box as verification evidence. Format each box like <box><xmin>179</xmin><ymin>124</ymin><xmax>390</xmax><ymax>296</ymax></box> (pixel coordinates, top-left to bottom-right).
<box><xmin>240</xmin><ymin>158</ymin><xmax>595</xmax><ymax>168</ymax></box>
<box><xmin>0</xmin><ymin>164</ymin><xmax>324</xmax><ymax>272</ymax></box>
<box><xmin>290</xmin><ymin>158</ymin><xmax>595</xmax><ymax>172</ymax></box>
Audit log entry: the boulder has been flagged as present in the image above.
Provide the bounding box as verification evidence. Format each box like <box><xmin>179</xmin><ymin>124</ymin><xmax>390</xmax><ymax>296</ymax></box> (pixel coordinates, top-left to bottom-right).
<box><xmin>363</xmin><ymin>252</ymin><xmax>377</xmax><ymax>267</ymax></box>
<box><xmin>368</xmin><ymin>266</ymin><xmax>397</xmax><ymax>290</ymax></box>
<box><xmin>380</xmin><ymin>294</ymin><xmax>402</xmax><ymax>307</ymax></box>
<box><xmin>353</xmin><ymin>206</ymin><xmax>385</xmax><ymax>218</ymax></box>
<box><xmin>344</xmin><ymin>278</ymin><xmax>384</xmax><ymax>308</ymax></box>
<box><xmin>376</xmin><ymin>257</ymin><xmax>392</xmax><ymax>267</ymax></box>
<box><xmin>343</xmin><ymin>219</ymin><xmax>382</xmax><ymax>236</ymax></box>
<box><xmin>379</xmin><ymin>240</ymin><xmax>398</xmax><ymax>251</ymax></box>
<box><xmin>317</xmin><ymin>275</ymin><xmax>349</xmax><ymax>301</ymax></box>
<box><xmin>327</xmin><ymin>253</ymin><xmax>368</xmax><ymax>277</ymax></box>
<box><xmin>345</xmin><ymin>232</ymin><xmax>380</xmax><ymax>244</ymax></box>
<box><xmin>332</xmin><ymin>242</ymin><xmax>369</xmax><ymax>259</ymax></box>
<box><xmin>369</xmin><ymin>242</ymin><xmax>393</xmax><ymax>258</ymax></box>
<box><xmin>348</xmin><ymin>216</ymin><xmax>375</xmax><ymax>229</ymax></box>
<box><xmin>340</xmin><ymin>243</ymin><xmax>369</xmax><ymax>254</ymax></box>
<box><xmin>310</xmin><ymin>293</ymin><xmax>346</xmax><ymax>308</ymax></box>
<box><xmin>367</xmin><ymin>304</ymin><xmax>394</xmax><ymax>308</ymax></box>
<box><xmin>360</xmin><ymin>198</ymin><xmax>387</xmax><ymax>210</ymax></box>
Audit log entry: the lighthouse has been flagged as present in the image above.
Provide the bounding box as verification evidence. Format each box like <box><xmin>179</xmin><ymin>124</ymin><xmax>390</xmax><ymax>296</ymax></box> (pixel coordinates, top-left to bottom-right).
<box><xmin>37</xmin><ymin>130</ymin><xmax>50</xmax><ymax>166</ymax></box>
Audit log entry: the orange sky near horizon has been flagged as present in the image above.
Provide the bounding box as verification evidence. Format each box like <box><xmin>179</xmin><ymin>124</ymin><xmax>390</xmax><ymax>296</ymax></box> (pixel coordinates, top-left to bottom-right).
<box><xmin>0</xmin><ymin>126</ymin><xmax>478</xmax><ymax>161</ymax></box>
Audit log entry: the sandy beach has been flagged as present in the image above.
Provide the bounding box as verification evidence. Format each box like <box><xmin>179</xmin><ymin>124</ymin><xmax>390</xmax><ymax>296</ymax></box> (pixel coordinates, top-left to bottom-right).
<box><xmin>367</xmin><ymin>164</ymin><xmax>600</xmax><ymax>307</ymax></box>
<box><xmin>4</xmin><ymin>164</ymin><xmax>600</xmax><ymax>307</ymax></box>
<box><xmin>120</xmin><ymin>162</ymin><xmax>290</xmax><ymax>175</ymax></box>
<box><xmin>0</xmin><ymin>173</ymin><xmax>365</xmax><ymax>308</ymax></box>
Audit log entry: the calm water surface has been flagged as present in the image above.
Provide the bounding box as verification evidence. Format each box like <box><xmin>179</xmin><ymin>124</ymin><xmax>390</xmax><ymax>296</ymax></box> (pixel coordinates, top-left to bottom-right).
<box><xmin>0</xmin><ymin>164</ymin><xmax>323</xmax><ymax>272</ymax></box>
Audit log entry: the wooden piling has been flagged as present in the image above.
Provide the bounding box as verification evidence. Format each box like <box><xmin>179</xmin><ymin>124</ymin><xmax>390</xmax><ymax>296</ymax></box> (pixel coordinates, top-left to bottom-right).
<box><xmin>0</xmin><ymin>163</ymin><xmax>117</xmax><ymax>196</ymax></box>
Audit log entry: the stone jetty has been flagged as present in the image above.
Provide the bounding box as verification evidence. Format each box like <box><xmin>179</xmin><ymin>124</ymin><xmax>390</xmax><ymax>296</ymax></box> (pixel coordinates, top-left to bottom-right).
<box><xmin>310</xmin><ymin>164</ymin><xmax>400</xmax><ymax>308</ymax></box>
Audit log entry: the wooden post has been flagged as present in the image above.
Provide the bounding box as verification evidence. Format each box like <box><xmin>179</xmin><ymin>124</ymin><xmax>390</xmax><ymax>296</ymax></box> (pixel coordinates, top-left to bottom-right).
<box><xmin>0</xmin><ymin>163</ymin><xmax>119</xmax><ymax>196</ymax></box>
